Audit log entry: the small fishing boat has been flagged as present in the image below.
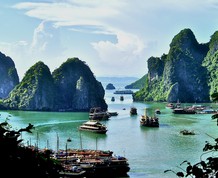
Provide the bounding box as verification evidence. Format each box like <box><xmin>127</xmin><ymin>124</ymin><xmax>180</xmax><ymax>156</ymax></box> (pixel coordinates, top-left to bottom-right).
<box><xmin>180</xmin><ymin>129</ymin><xmax>195</xmax><ymax>135</ymax></box>
<box><xmin>130</xmin><ymin>107</ymin><xmax>137</xmax><ymax>115</ymax></box>
<box><xmin>155</xmin><ymin>109</ymin><xmax>161</xmax><ymax>114</ymax></box>
<box><xmin>107</xmin><ymin>111</ymin><xmax>118</xmax><ymax>116</ymax></box>
<box><xmin>111</xmin><ymin>96</ymin><xmax>115</xmax><ymax>102</ymax></box>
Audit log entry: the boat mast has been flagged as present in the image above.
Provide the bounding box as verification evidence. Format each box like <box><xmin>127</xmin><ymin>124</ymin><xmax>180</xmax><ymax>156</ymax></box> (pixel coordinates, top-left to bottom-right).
<box><xmin>79</xmin><ymin>131</ymin><xmax>83</xmax><ymax>149</ymax></box>
<box><xmin>56</xmin><ymin>133</ymin><xmax>59</xmax><ymax>153</ymax></box>
<box><xmin>96</xmin><ymin>136</ymin><xmax>98</xmax><ymax>151</ymax></box>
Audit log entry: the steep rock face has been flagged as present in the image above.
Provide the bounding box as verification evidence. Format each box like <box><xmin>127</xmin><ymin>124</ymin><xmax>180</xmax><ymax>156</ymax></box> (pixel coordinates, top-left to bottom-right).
<box><xmin>202</xmin><ymin>31</ymin><xmax>218</xmax><ymax>98</ymax></box>
<box><xmin>3</xmin><ymin>61</ymin><xmax>56</xmax><ymax>111</ymax></box>
<box><xmin>163</xmin><ymin>29</ymin><xmax>209</xmax><ymax>102</ymax></box>
<box><xmin>52</xmin><ymin>58</ymin><xmax>107</xmax><ymax>111</ymax></box>
<box><xmin>147</xmin><ymin>55</ymin><xmax>165</xmax><ymax>81</ymax></box>
<box><xmin>0</xmin><ymin>52</ymin><xmax>19</xmax><ymax>99</ymax></box>
<box><xmin>133</xmin><ymin>28</ymin><xmax>210</xmax><ymax>103</ymax></box>
<box><xmin>1</xmin><ymin>58</ymin><xmax>107</xmax><ymax>111</ymax></box>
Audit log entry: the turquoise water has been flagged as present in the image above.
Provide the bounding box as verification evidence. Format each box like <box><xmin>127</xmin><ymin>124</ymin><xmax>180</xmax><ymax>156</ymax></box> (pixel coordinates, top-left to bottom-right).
<box><xmin>1</xmin><ymin>89</ymin><xmax>218</xmax><ymax>178</ymax></box>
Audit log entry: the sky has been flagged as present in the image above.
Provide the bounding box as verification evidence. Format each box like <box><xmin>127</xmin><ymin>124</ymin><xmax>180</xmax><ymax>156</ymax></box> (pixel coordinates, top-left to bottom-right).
<box><xmin>1</xmin><ymin>0</ymin><xmax>218</xmax><ymax>81</ymax></box>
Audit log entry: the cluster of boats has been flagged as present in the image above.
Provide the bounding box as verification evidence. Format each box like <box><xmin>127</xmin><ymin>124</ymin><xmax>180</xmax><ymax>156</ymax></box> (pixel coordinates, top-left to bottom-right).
<box><xmin>166</xmin><ymin>102</ymin><xmax>218</xmax><ymax>115</ymax></box>
<box><xmin>54</xmin><ymin>148</ymin><xmax>130</xmax><ymax>178</ymax></box>
<box><xmin>79</xmin><ymin>107</ymin><xmax>119</xmax><ymax>134</ymax></box>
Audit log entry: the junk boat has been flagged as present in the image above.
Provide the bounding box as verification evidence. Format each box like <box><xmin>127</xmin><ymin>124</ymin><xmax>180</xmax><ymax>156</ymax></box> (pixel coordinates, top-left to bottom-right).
<box><xmin>111</xmin><ymin>96</ymin><xmax>115</xmax><ymax>102</ymax></box>
<box><xmin>172</xmin><ymin>107</ymin><xmax>196</xmax><ymax>114</ymax></box>
<box><xmin>89</xmin><ymin>107</ymin><xmax>111</xmax><ymax>120</ymax></box>
<box><xmin>120</xmin><ymin>95</ymin><xmax>124</xmax><ymax>101</ymax></box>
<box><xmin>79</xmin><ymin>120</ymin><xmax>108</xmax><ymax>134</ymax></box>
<box><xmin>140</xmin><ymin>109</ymin><xmax>159</xmax><ymax>127</ymax></box>
<box><xmin>54</xmin><ymin>149</ymin><xmax>130</xmax><ymax>178</ymax></box>
<box><xmin>130</xmin><ymin>107</ymin><xmax>137</xmax><ymax>115</ymax></box>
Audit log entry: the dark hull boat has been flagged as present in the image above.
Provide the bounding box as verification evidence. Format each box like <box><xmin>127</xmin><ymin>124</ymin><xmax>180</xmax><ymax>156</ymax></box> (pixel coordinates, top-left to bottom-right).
<box><xmin>55</xmin><ymin>149</ymin><xmax>130</xmax><ymax>178</ymax></box>
<box><xmin>140</xmin><ymin>108</ymin><xmax>159</xmax><ymax>127</ymax></box>
<box><xmin>173</xmin><ymin>108</ymin><xmax>196</xmax><ymax>114</ymax></box>
<box><xmin>89</xmin><ymin>107</ymin><xmax>111</xmax><ymax>120</ymax></box>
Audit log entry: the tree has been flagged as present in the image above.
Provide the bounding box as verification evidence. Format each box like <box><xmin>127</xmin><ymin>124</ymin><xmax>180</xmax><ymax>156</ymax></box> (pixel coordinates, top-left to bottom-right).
<box><xmin>0</xmin><ymin>119</ymin><xmax>63</xmax><ymax>178</ymax></box>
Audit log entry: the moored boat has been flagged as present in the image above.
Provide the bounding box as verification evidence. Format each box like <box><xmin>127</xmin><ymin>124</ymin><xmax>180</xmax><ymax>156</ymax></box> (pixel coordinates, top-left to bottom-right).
<box><xmin>120</xmin><ymin>95</ymin><xmax>124</xmax><ymax>101</ymax></box>
<box><xmin>79</xmin><ymin>120</ymin><xmax>108</xmax><ymax>134</ymax></box>
<box><xmin>107</xmin><ymin>111</ymin><xmax>118</xmax><ymax>116</ymax></box>
<box><xmin>140</xmin><ymin>115</ymin><xmax>159</xmax><ymax>127</ymax></box>
<box><xmin>140</xmin><ymin>108</ymin><xmax>159</xmax><ymax>127</ymax></box>
<box><xmin>155</xmin><ymin>109</ymin><xmax>161</xmax><ymax>114</ymax></box>
<box><xmin>130</xmin><ymin>107</ymin><xmax>137</xmax><ymax>115</ymax></box>
<box><xmin>89</xmin><ymin>107</ymin><xmax>111</xmax><ymax>120</ymax></box>
<box><xmin>166</xmin><ymin>103</ymin><xmax>175</xmax><ymax>109</ymax></box>
<box><xmin>54</xmin><ymin>148</ymin><xmax>130</xmax><ymax>178</ymax></box>
<box><xmin>180</xmin><ymin>129</ymin><xmax>195</xmax><ymax>135</ymax></box>
<box><xmin>172</xmin><ymin>107</ymin><xmax>196</xmax><ymax>114</ymax></box>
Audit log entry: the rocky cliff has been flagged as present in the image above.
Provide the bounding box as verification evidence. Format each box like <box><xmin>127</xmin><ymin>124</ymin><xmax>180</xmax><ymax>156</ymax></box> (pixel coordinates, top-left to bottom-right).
<box><xmin>0</xmin><ymin>52</ymin><xmax>19</xmax><ymax>99</ymax></box>
<box><xmin>3</xmin><ymin>61</ymin><xmax>56</xmax><ymax>111</ymax></box>
<box><xmin>202</xmin><ymin>31</ymin><xmax>218</xmax><ymax>99</ymax></box>
<box><xmin>1</xmin><ymin>57</ymin><xmax>107</xmax><ymax>111</ymax></box>
<box><xmin>133</xmin><ymin>28</ymin><xmax>211</xmax><ymax>103</ymax></box>
<box><xmin>52</xmin><ymin>58</ymin><xmax>107</xmax><ymax>111</ymax></box>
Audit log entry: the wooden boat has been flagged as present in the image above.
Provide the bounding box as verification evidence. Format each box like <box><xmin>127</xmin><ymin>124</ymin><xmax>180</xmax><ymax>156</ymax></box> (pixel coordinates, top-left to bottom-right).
<box><xmin>197</xmin><ymin>109</ymin><xmax>218</xmax><ymax>114</ymax></box>
<box><xmin>140</xmin><ymin>109</ymin><xmax>159</xmax><ymax>127</ymax></box>
<box><xmin>107</xmin><ymin>111</ymin><xmax>118</xmax><ymax>116</ymax></box>
<box><xmin>166</xmin><ymin>100</ymin><xmax>181</xmax><ymax>109</ymax></box>
<box><xmin>59</xmin><ymin>169</ymin><xmax>86</xmax><ymax>177</ymax></box>
<box><xmin>130</xmin><ymin>107</ymin><xmax>137</xmax><ymax>115</ymax></box>
<box><xmin>166</xmin><ymin>103</ymin><xmax>175</xmax><ymax>109</ymax></box>
<box><xmin>89</xmin><ymin>107</ymin><xmax>111</xmax><ymax>120</ymax></box>
<box><xmin>155</xmin><ymin>109</ymin><xmax>161</xmax><ymax>114</ymax></box>
<box><xmin>54</xmin><ymin>148</ymin><xmax>130</xmax><ymax>178</ymax></box>
<box><xmin>79</xmin><ymin>120</ymin><xmax>108</xmax><ymax>134</ymax></box>
<box><xmin>173</xmin><ymin>107</ymin><xmax>196</xmax><ymax>114</ymax></box>
<box><xmin>180</xmin><ymin>129</ymin><xmax>195</xmax><ymax>135</ymax></box>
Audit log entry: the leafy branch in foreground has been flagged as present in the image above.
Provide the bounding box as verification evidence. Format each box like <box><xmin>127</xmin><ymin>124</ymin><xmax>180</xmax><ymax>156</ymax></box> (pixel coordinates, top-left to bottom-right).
<box><xmin>165</xmin><ymin>138</ymin><xmax>218</xmax><ymax>177</ymax></box>
<box><xmin>0</xmin><ymin>119</ymin><xmax>62</xmax><ymax>178</ymax></box>
<box><xmin>164</xmin><ymin>92</ymin><xmax>218</xmax><ymax>177</ymax></box>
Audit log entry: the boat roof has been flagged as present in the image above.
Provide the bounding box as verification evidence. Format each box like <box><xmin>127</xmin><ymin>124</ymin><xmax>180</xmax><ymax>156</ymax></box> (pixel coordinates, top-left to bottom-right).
<box><xmin>84</xmin><ymin>120</ymin><xmax>102</xmax><ymax>125</ymax></box>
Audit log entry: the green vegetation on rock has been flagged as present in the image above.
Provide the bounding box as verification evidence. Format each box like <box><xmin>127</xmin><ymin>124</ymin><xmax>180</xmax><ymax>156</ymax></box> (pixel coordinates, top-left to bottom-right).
<box><xmin>133</xmin><ymin>28</ymin><xmax>211</xmax><ymax>103</ymax></box>
<box><xmin>0</xmin><ymin>57</ymin><xmax>107</xmax><ymax>111</ymax></box>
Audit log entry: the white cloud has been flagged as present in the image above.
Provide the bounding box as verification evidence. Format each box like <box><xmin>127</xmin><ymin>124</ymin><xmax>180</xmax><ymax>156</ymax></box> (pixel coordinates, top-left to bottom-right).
<box><xmin>10</xmin><ymin>0</ymin><xmax>218</xmax><ymax>77</ymax></box>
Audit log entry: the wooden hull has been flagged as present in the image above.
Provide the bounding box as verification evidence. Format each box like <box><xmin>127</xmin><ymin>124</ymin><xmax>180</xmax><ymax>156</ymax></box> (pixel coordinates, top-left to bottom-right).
<box><xmin>79</xmin><ymin>127</ymin><xmax>107</xmax><ymax>134</ymax></box>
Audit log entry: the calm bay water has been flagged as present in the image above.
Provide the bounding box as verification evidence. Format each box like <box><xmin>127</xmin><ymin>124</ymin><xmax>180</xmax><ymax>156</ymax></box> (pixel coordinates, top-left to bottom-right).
<box><xmin>1</xmin><ymin>84</ymin><xmax>218</xmax><ymax>177</ymax></box>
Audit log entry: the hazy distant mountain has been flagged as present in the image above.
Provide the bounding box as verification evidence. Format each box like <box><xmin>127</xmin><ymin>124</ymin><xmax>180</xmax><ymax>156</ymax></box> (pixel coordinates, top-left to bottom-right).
<box><xmin>125</xmin><ymin>74</ymin><xmax>147</xmax><ymax>89</ymax></box>
<box><xmin>97</xmin><ymin>77</ymin><xmax>139</xmax><ymax>89</ymax></box>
